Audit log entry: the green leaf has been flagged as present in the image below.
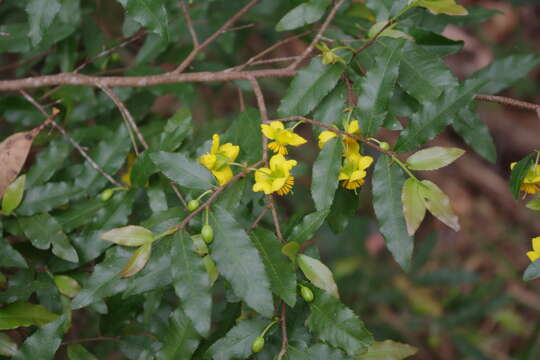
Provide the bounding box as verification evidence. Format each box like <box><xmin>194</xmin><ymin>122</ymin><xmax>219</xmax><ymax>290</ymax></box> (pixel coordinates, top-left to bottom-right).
<box><xmin>150</xmin><ymin>151</ymin><xmax>214</xmax><ymax>190</ymax></box>
<box><xmin>101</xmin><ymin>225</ymin><xmax>154</xmax><ymax>246</ymax></box>
<box><xmin>355</xmin><ymin>39</ymin><xmax>405</xmax><ymax>137</ymax></box>
<box><xmin>13</xmin><ymin>314</ymin><xmax>67</xmax><ymax>360</ymax></box>
<box><xmin>311</xmin><ymin>137</ymin><xmax>343</xmax><ymax>211</ymax></box>
<box><xmin>526</xmin><ymin>198</ymin><xmax>540</xmax><ymax>211</ymax></box>
<box><xmin>121</xmin><ymin>0</ymin><xmax>169</xmax><ymax>42</ymax></box>
<box><xmin>470</xmin><ymin>54</ymin><xmax>540</xmax><ymax>94</ymax></box>
<box><xmin>278</xmin><ymin>57</ymin><xmax>345</xmax><ymax>117</ymax></box>
<box><xmin>0</xmin><ymin>302</ymin><xmax>59</xmax><ymax>330</ymax></box>
<box><xmin>298</xmin><ymin>254</ymin><xmax>339</xmax><ymax>298</ymax></box>
<box><xmin>413</xmin><ymin>0</ymin><xmax>468</xmax><ymax>16</ymax></box>
<box><xmin>407</xmin><ymin>27</ymin><xmax>464</xmax><ymax>57</ymax></box>
<box><xmin>19</xmin><ymin>213</ymin><xmax>79</xmax><ymax>263</ymax></box>
<box><xmin>419</xmin><ymin>180</ymin><xmax>460</xmax><ymax>231</ymax></box>
<box><xmin>394</xmin><ymin>79</ymin><xmax>486</xmax><ymax>153</ymax></box>
<box><xmin>209</xmin><ymin>206</ymin><xmax>274</xmax><ymax>317</ymax></box>
<box><xmin>171</xmin><ymin>231</ymin><xmax>212</xmax><ymax>337</ymax></box>
<box><xmin>288</xmin><ymin>209</ymin><xmax>330</xmax><ymax>244</ymax></box>
<box><xmin>401</xmin><ymin>178</ymin><xmax>426</xmax><ymax>236</ymax></box>
<box><xmin>222</xmin><ymin>108</ymin><xmax>262</xmax><ymax>164</ymax></box>
<box><xmin>307</xmin><ymin>287</ymin><xmax>373</xmax><ymax>356</ymax></box>
<box><xmin>452</xmin><ymin>107</ymin><xmax>496</xmax><ymax>163</ymax></box>
<box><xmin>275</xmin><ymin>0</ymin><xmax>330</xmax><ymax>32</ymax></box>
<box><xmin>26</xmin><ymin>0</ymin><xmax>61</xmax><ymax>46</ymax></box>
<box><xmin>288</xmin><ymin>343</ymin><xmax>350</xmax><ymax>360</ymax></box>
<box><xmin>159</xmin><ymin>108</ymin><xmax>192</xmax><ymax>152</ymax></box>
<box><xmin>26</xmin><ymin>139</ymin><xmax>71</xmax><ymax>187</ymax></box>
<box><xmin>357</xmin><ymin>340</ymin><xmax>418</xmax><ymax>359</ymax></box>
<box><xmin>121</xmin><ymin>243</ymin><xmax>152</xmax><ymax>278</ymax></box>
<box><xmin>250</xmin><ymin>228</ymin><xmax>297</xmax><ymax>307</ymax></box>
<box><xmin>158</xmin><ymin>308</ymin><xmax>200</xmax><ymax>360</ymax></box>
<box><xmin>312</xmin><ymin>84</ymin><xmax>347</xmax><ymax>134</ymax></box>
<box><xmin>55</xmin><ymin>198</ymin><xmax>105</xmax><ymax>233</ymax></box>
<box><xmin>523</xmin><ymin>260</ymin><xmax>540</xmax><ymax>281</ymax></box>
<box><xmin>16</xmin><ymin>182</ymin><xmax>84</xmax><ymax>216</ymax></box>
<box><xmin>372</xmin><ymin>155</ymin><xmax>413</xmax><ymax>271</ymax></box>
<box><xmin>203</xmin><ymin>255</ymin><xmax>219</xmax><ymax>286</ymax></box>
<box><xmin>1</xmin><ymin>175</ymin><xmax>25</xmax><ymax>215</ymax></box>
<box><xmin>67</xmin><ymin>344</ymin><xmax>98</xmax><ymax>360</ymax></box>
<box><xmin>282</xmin><ymin>241</ymin><xmax>301</xmax><ymax>262</ymax></box>
<box><xmin>207</xmin><ymin>318</ymin><xmax>267</xmax><ymax>360</ymax></box>
<box><xmin>0</xmin><ymin>333</ymin><xmax>17</xmax><ymax>357</ymax></box>
<box><xmin>131</xmin><ymin>151</ymin><xmax>158</xmax><ymax>187</ymax></box>
<box><xmin>509</xmin><ymin>153</ymin><xmax>534</xmax><ymax>200</ymax></box>
<box><xmin>406</xmin><ymin>147</ymin><xmax>465</xmax><ymax>170</ymax></box>
<box><xmin>54</xmin><ymin>275</ymin><xmax>81</xmax><ymax>298</ymax></box>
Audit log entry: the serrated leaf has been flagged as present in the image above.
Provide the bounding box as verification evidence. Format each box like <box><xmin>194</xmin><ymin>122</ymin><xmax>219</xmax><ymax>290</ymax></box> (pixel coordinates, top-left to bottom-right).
<box><xmin>101</xmin><ymin>225</ymin><xmax>154</xmax><ymax>246</ymax></box>
<box><xmin>278</xmin><ymin>57</ymin><xmax>345</xmax><ymax>117</ymax></box>
<box><xmin>16</xmin><ymin>182</ymin><xmax>84</xmax><ymax>216</ymax></box>
<box><xmin>357</xmin><ymin>340</ymin><xmax>418</xmax><ymax>359</ymax></box>
<box><xmin>171</xmin><ymin>231</ymin><xmax>212</xmax><ymax>337</ymax></box>
<box><xmin>288</xmin><ymin>343</ymin><xmax>350</xmax><ymax>360</ymax></box>
<box><xmin>413</xmin><ymin>0</ymin><xmax>468</xmax><ymax>16</ymax></box>
<box><xmin>67</xmin><ymin>344</ymin><xmax>98</xmax><ymax>360</ymax></box>
<box><xmin>406</xmin><ymin>147</ymin><xmax>464</xmax><ymax>170</ymax></box>
<box><xmin>150</xmin><ymin>151</ymin><xmax>214</xmax><ymax>190</ymax></box>
<box><xmin>158</xmin><ymin>308</ymin><xmax>200</xmax><ymax>360</ymax></box>
<box><xmin>372</xmin><ymin>155</ymin><xmax>413</xmax><ymax>271</ymax></box>
<box><xmin>26</xmin><ymin>0</ymin><xmax>61</xmax><ymax>46</ymax></box>
<box><xmin>56</xmin><ymin>198</ymin><xmax>106</xmax><ymax>233</ymax></box>
<box><xmin>13</xmin><ymin>314</ymin><xmax>67</xmax><ymax>360</ymax></box>
<box><xmin>0</xmin><ymin>302</ymin><xmax>59</xmax><ymax>330</ymax></box>
<box><xmin>307</xmin><ymin>287</ymin><xmax>373</xmax><ymax>356</ymax></box>
<box><xmin>207</xmin><ymin>318</ymin><xmax>267</xmax><ymax>360</ymax></box>
<box><xmin>395</xmin><ymin>79</ymin><xmax>486</xmax><ymax>153</ymax></box>
<box><xmin>419</xmin><ymin>180</ymin><xmax>460</xmax><ymax>231</ymax></box>
<box><xmin>452</xmin><ymin>107</ymin><xmax>496</xmax><ymax>163</ymax></box>
<box><xmin>130</xmin><ymin>151</ymin><xmax>158</xmax><ymax>187</ymax></box>
<box><xmin>356</xmin><ymin>39</ymin><xmax>405</xmax><ymax>137</ymax></box>
<box><xmin>275</xmin><ymin>1</ymin><xmax>329</xmax><ymax>32</ymax></box>
<box><xmin>509</xmin><ymin>153</ymin><xmax>534</xmax><ymax>200</ymax></box>
<box><xmin>1</xmin><ymin>175</ymin><xmax>25</xmax><ymax>215</ymax></box>
<box><xmin>251</xmin><ymin>228</ymin><xmax>297</xmax><ymax>307</ymax></box>
<box><xmin>0</xmin><ymin>333</ymin><xmax>17</xmax><ymax>357</ymax></box>
<box><xmin>298</xmin><ymin>254</ymin><xmax>338</xmax><ymax>298</ymax></box>
<box><xmin>222</xmin><ymin>108</ymin><xmax>262</xmax><ymax>164</ymax></box>
<box><xmin>311</xmin><ymin>137</ymin><xmax>342</xmax><ymax>211</ymax></box>
<box><xmin>312</xmin><ymin>83</ymin><xmax>347</xmax><ymax>134</ymax></box>
<box><xmin>401</xmin><ymin>178</ymin><xmax>426</xmax><ymax>236</ymax></box>
<box><xmin>288</xmin><ymin>208</ymin><xmax>330</xmax><ymax>244</ymax></box>
<box><xmin>121</xmin><ymin>0</ymin><xmax>169</xmax><ymax>42</ymax></box>
<box><xmin>523</xmin><ymin>260</ymin><xmax>540</xmax><ymax>281</ymax></box>
<box><xmin>26</xmin><ymin>139</ymin><xmax>71</xmax><ymax>187</ymax></box>
<box><xmin>121</xmin><ymin>243</ymin><xmax>152</xmax><ymax>278</ymax></box>
<box><xmin>0</xmin><ymin>238</ymin><xmax>28</xmax><ymax>268</ymax></box>
<box><xmin>159</xmin><ymin>108</ymin><xmax>192</xmax><ymax>152</ymax></box>
<box><xmin>209</xmin><ymin>206</ymin><xmax>274</xmax><ymax>317</ymax></box>
<box><xmin>54</xmin><ymin>275</ymin><xmax>81</xmax><ymax>298</ymax></box>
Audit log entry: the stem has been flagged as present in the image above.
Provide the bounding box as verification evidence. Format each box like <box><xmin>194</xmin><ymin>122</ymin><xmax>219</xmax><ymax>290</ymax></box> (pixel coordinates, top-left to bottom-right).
<box><xmin>391</xmin><ymin>3</ymin><xmax>415</xmax><ymax>22</ymax></box>
<box><xmin>260</xmin><ymin>319</ymin><xmax>278</xmax><ymax>338</ymax></box>
<box><xmin>204</xmin><ymin>206</ymin><xmax>209</xmax><ymax>226</ymax></box>
<box><xmin>391</xmin><ymin>155</ymin><xmax>418</xmax><ymax>181</ymax></box>
<box><xmin>196</xmin><ymin>189</ymin><xmax>213</xmax><ymax>201</ymax></box>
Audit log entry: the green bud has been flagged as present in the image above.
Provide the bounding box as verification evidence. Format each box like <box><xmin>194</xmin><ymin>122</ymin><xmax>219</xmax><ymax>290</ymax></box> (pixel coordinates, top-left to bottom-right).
<box><xmin>379</xmin><ymin>142</ymin><xmax>391</xmax><ymax>151</ymax></box>
<box><xmin>300</xmin><ymin>285</ymin><xmax>314</xmax><ymax>302</ymax></box>
<box><xmin>188</xmin><ymin>199</ymin><xmax>200</xmax><ymax>211</ymax></box>
<box><xmin>100</xmin><ymin>189</ymin><xmax>114</xmax><ymax>201</ymax></box>
<box><xmin>251</xmin><ymin>336</ymin><xmax>265</xmax><ymax>353</ymax></box>
<box><xmin>201</xmin><ymin>224</ymin><xmax>214</xmax><ymax>244</ymax></box>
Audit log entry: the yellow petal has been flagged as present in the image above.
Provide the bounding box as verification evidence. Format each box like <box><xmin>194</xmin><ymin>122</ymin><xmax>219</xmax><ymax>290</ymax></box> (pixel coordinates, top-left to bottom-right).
<box><xmin>253</xmin><ymin>181</ymin><xmax>272</xmax><ymax>194</ymax></box>
<box><xmin>261</xmin><ymin>124</ymin><xmax>276</xmax><ymax>140</ymax></box>
<box><xmin>286</xmin><ymin>132</ymin><xmax>307</xmax><ymax>146</ymax></box>
<box><xmin>358</xmin><ymin>155</ymin><xmax>374</xmax><ymax>169</ymax></box>
<box><xmin>220</xmin><ymin>143</ymin><xmax>240</xmax><ymax>161</ymax></box>
<box><xmin>318</xmin><ymin>131</ymin><xmax>337</xmax><ymax>148</ymax></box>
<box><xmin>268</xmin><ymin>142</ymin><xmax>288</xmax><ymax>155</ymax></box>
<box><xmin>213</xmin><ymin>166</ymin><xmax>233</xmax><ymax>185</ymax></box>
<box><xmin>211</xmin><ymin>134</ymin><xmax>220</xmax><ymax>154</ymax></box>
<box><xmin>532</xmin><ymin>236</ymin><xmax>540</xmax><ymax>252</ymax></box>
<box><xmin>271</xmin><ymin>177</ymin><xmax>287</xmax><ymax>193</ymax></box>
<box><xmin>349</xmin><ymin>169</ymin><xmax>367</xmax><ymax>182</ymax></box>
<box><xmin>520</xmin><ymin>183</ymin><xmax>539</xmax><ymax>194</ymax></box>
<box><xmin>200</xmin><ymin>153</ymin><xmax>216</xmax><ymax>170</ymax></box>
<box><xmin>343</xmin><ymin>141</ymin><xmax>360</xmax><ymax>157</ymax></box>
<box><xmin>270</xmin><ymin>154</ymin><xmax>296</xmax><ymax>171</ymax></box>
<box><xmin>270</xmin><ymin>121</ymin><xmax>285</xmax><ymax>131</ymax></box>
<box><xmin>347</xmin><ymin>120</ymin><xmax>360</xmax><ymax>135</ymax></box>
<box><xmin>510</xmin><ymin>162</ymin><xmax>517</xmax><ymax>170</ymax></box>
<box><xmin>527</xmin><ymin>251</ymin><xmax>540</xmax><ymax>262</ymax></box>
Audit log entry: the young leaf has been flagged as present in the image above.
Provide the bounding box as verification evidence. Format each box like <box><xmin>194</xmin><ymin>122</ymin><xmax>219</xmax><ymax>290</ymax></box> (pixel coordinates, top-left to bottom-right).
<box><xmin>509</xmin><ymin>153</ymin><xmax>534</xmax><ymax>199</ymax></box>
<box><xmin>311</xmin><ymin>137</ymin><xmax>342</xmax><ymax>211</ymax></box>
<box><xmin>452</xmin><ymin>107</ymin><xmax>496</xmax><ymax>163</ymax></box>
<box><xmin>158</xmin><ymin>308</ymin><xmax>200</xmax><ymax>360</ymax></box>
<box><xmin>0</xmin><ymin>333</ymin><xmax>17</xmax><ymax>357</ymax></box>
<box><xmin>207</xmin><ymin>318</ymin><xmax>267</xmax><ymax>360</ymax></box>
<box><xmin>202</xmin><ymin>255</ymin><xmax>219</xmax><ymax>286</ymax></box>
<box><xmin>413</xmin><ymin>0</ymin><xmax>468</xmax><ymax>16</ymax></box>
<box><xmin>288</xmin><ymin>208</ymin><xmax>330</xmax><ymax>244</ymax></box>
<box><xmin>171</xmin><ymin>231</ymin><xmax>212</xmax><ymax>337</ymax></box>
<box><xmin>16</xmin><ymin>182</ymin><xmax>84</xmax><ymax>216</ymax></box>
<box><xmin>306</xmin><ymin>287</ymin><xmax>373</xmax><ymax>356</ymax></box>
<box><xmin>13</xmin><ymin>314</ymin><xmax>67</xmax><ymax>360</ymax></box>
<box><xmin>357</xmin><ymin>340</ymin><xmax>418</xmax><ymax>359</ymax></box>
<box><xmin>372</xmin><ymin>155</ymin><xmax>414</xmax><ymax>271</ymax></box>
<box><xmin>0</xmin><ymin>302</ymin><xmax>59</xmax><ymax>330</ymax></box>
<box><xmin>1</xmin><ymin>175</ymin><xmax>25</xmax><ymax>215</ymax></box>
<box><xmin>276</xmin><ymin>0</ymin><xmax>330</xmax><ymax>32</ymax></box>
<box><xmin>54</xmin><ymin>275</ymin><xmax>81</xmax><ymax>298</ymax></box>
<box><xmin>405</xmin><ymin>146</ymin><xmax>465</xmax><ymax>171</ymax></box>
<box><xmin>121</xmin><ymin>243</ymin><xmax>152</xmax><ymax>278</ymax></box>
<box><xmin>523</xmin><ymin>260</ymin><xmax>540</xmax><ymax>281</ymax></box>
<box><xmin>419</xmin><ymin>180</ymin><xmax>460</xmax><ymax>231</ymax></box>
<box><xmin>209</xmin><ymin>206</ymin><xmax>274</xmax><ymax>317</ymax></box>
<box><xmin>401</xmin><ymin>178</ymin><xmax>426</xmax><ymax>236</ymax></box>
<box><xmin>150</xmin><ymin>151</ymin><xmax>214</xmax><ymax>190</ymax></box>
<box><xmin>298</xmin><ymin>254</ymin><xmax>339</xmax><ymax>298</ymax></box>
<box><xmin>101</xmin><ymin>225</ymin><xmax>154</xmax><ymax>246</ymax></box>
<box><xmin>282</xmin><ymin>241</ymin><xmax>301</xmax><ymax>262</ymax></box>
<box><xmin>250</xmin><ymin>228</ymin><xmax>297</xmax><ymax>307</ymax></box>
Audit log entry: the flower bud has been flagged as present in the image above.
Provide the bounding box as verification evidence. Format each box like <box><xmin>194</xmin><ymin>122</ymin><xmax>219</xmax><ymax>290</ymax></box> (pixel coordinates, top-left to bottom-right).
<box><xmin>201</xmin><ymin>224</ymin><xmax>214</xmax><ymax>244</ymax></box>
<box><xmin>300</xmin><ymin>285</ymin><xmax>314</xmax><ymax>302</ymax></box>
<box><xmin>251</xmin><ymin>336</ymin><xmax>265</xmax><ymax>353</ymax></box>
<box><xmin>188</xmin><ymin>199</ymin><xmax>200</xmax><ymax>212</ymax></box>
<box><xmin>379</xmin><ymin>142</ymin><xmax>390</xmax><ymax>151</ymax></box>
<box><xmin>100</xmin><ymin>189</ymin><xmax>114</xmax><ymax>201</ymax></box>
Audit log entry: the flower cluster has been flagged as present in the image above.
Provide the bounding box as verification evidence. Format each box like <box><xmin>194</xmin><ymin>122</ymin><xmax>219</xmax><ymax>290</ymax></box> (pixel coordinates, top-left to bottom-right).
<box><xmin>510</xmin><ymin>162</ymin><xmax>540</xmax><ymax>194</ymax></box>
<box><xmin>199</xmin><ymin>134</ymin><xmax>240</xmax><ymax>185</ymax></box>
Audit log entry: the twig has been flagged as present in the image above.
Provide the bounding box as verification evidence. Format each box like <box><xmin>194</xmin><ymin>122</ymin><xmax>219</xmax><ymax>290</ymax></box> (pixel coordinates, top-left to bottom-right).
<box><xmin>61</xmin><ymin>336</ymin><xmax>120</xmax><ymax>345</ymax></box>
<box><xmin>247</xmin><ymin>202</ymin><xmax>271</xmax><ymax>232</ymax></box>
<box><xmin>269</xmin><ymin>195</ymin><xmax>284</xmax><ymax>243</ymax></box>
<box><xmin>236</xmin><ymin>85</ymin><xmax>245</xmax><ymax>112</ymax></box>
<box><xmin>475</xmin><ymin>94</ymin><xmax>540</xmax><ymax>118</ymax></box>
<box><xmin>277</xmin><ymin>303</ymin><xmax>288</xmax><ymax>360</ymax></box>
<box><xmin>0</xmin><ymin>49</ymin><xmax>55</xmax><ymax>73</ymax></box>
<box><xmin>353</xmin><ymin>20</ymin><xmax>394</xmax><ymax>55</ymax></box>
<box><xmin>226</xmin><ymin>23</ymin><xmax>255</xmax><ymax>33</ymax></box>
<box><xmin>248</xmin><ymin>56</ymin><xmax>300</xmax><ymax>67</ymax></box>
<box><xmin>172</xmin><ymin>0</ymin><xmax>260</xmax><ymax>74</ymax></box>
<box><xmin>179</xmin><ymin>0</ymin><xmax>199</xmax><ymax>47</ymax></box>
<box><xmin>170</xmin><ymin>182</ymin><xmax>188</xmax><ymax>208</ymax></box>
<box><xmin>343</xmin><ymin>75</ymin><xmax>355</xmax><ymax>106</ymax></box>
<box><xmin>248</xmin><ymin>77</ymin><xmax>269</xmax><ymax>163</ymax></box>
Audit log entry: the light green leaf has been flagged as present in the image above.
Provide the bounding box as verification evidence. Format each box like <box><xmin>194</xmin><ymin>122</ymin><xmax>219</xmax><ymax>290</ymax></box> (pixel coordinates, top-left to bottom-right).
<box><xmin>209</xmin><ymin>206</ymin><xmax>274</xmax><ymax>317</ymax></box>
<box><xmin>298</xmin><ymin>254</ymin><xmax>339</xmax><ymax>298</ymax></box>
<box><xmin>307</xmin><ymin>287</ymin><xmax>373</xmax><ymax>356</ymax></box>
<box><xmin>1</xmin><ymin>175</ymin><xmax>25</xmax><ymax>216</ymax></box>
<box><xmin>452</xmin><ymin>107</ymin><xmax>496</xmax><ymax>163</ymax></box>
<box><xmin>368</xmin><ymin>22</ymin><xmax>411</xmax><ymax>40</ymax></box>
<box><xmin>251</xmin><ymin>228</ymin><xmax>297</xmax><ymax>307</ymax></box>
<box><xmin>288</xmin><ymin>208</ymin><xmax>330</xmax><ymax>244</ymax></box>
<box><xmin>171</xmin><ymin>231</ymin><xmax>212</xmax><ymax>337</ymax></box>
<box><xmin>278</xmin><ymin>57</ymin><xmax>345</xmax><ymax>117</ymax></box>
<box><xmin>401</xmin><ymin>178</ymin><xmax>426</xmax><ymax>236</ymax></box>
<box><xmin>282</xmin><ymin>241</ymin><xmax>301</xmax><ymax>262</ymax></box>
<box><xmin>207</xmin><ymin>318</ymin><xmax>267</xmax><ymax>360</ymax></box>
<box><xmin>406</xmin><ymin>147</ymin><xmax>465</xmax><ymax>170</ymax></box>
<box><xmin>372</xmin><ymin>155</ymin><xmax>413</xmax><ymax>271</ymax></box>
<box><xmin>0</xmin><ymin>333</ymin><xmax>17</xmax><ymax>357</ymax></box>
<box><xmin>54</xmin><ymin>275</ymin><xmax>81</xmax><ymax>299</ymax></box>
<box><xmin>101</xmin><ymin>225</ymin><xmax>154</xmax><ymax>246</ymax></box>
<box><xmin>26</xmin><ymin>139</ymin><xmax>71</xmax><ymax>187</ymax></box>
<box><xmin>0</xmin><ymin>302</ymin><xmax>59</xmax><ymax>330</ymax></box>
<box><xmin>67</xmin><ymin>344</ymin><xmax>98</xmax><ymax>360</ymax></box>
<box><xmin>203</xmin><ymin>255</ymin><xmax>219</xmax><ymax>286</ymax></box>
<box><xmin>26</xmin><ymin>0</ymin><xmax>61</xmax><ymax>46</ymax></box>
<box><xmin>526</xmin><ymin>198</ymin><xmax>540</xmax><ymax>211</ymax></box>
<box><xmin>523</xmin><ymin>260</ymin><xmax>540</xmax><ymax>281</ymax></box>
<box><xmin>16</xmin><ymin>182</ymin><xmax>84</xmax><ymax>216</ymax></box>
<box><xmin>356</xmin><ymin>340</ymin><xmax>418</xmax><ymax>359</ymax></box>
<box><xmin>158</xmin><ymin>308</ymin><xmax>200</xmax><ymax>360</ymax></box>
<box><xmin>311</xmin><ymin>137</ymin><xmax>342</xmax><ymax>211</ymax></box>
<box><xmin>413</xmin><ymin>0</ymin><xmax>468</xmax><ymax>16</ymax></box>
<box><xmin>121</xmin><ymin>243</ymin><xmax>152</xmax><ymax>278</ymax></box>
<box><xmin>419</xmin><ymin>180</ymin><xmax>460</xmax><ymax>231</ymax></box>
<box><xmin>276</xmin><ymin>0</ymin><xmax>330</xmax><ymax>32</ymax></box>
<box><xmin>121</xmin><ymin>0</ymin><xmax>169</xmax><ymax>42</ymax></box>
<box><xmin>150</xmin><ymin>151</ymin><xmax>214</xmax><ymax>190</ymax></box>
<box><xmin>13</xmin><ymin>314</ymin><xmax>67</xmax><ymax>360</ymax></box>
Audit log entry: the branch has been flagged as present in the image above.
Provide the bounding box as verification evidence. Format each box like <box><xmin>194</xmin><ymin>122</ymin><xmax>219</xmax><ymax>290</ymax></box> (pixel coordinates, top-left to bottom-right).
<box><xmin>475</xmin><ymin>94</ymin><xmax>540</xmax><ymax>118</ymax></box>
<box><xmin>247</xmin><ymin>202</ymin><xmax>271</xmax><ymax>232</ymax></box>
<box><xmin>277</xmin><ymin>303</ymin><xmax>288</xmax><ymax>360</ymax></box>
<box><xmin>179</xmin><ymin>0</ymin><xmax>199</xmax><ymax>47</ymax></box>
<box><xmin>269</xmin><ymin>195</ymin><xmax>284</xmax><ymax>243</ymax></box>
<box><xmin>353</xmin><ymin>20</ymin><xmax>395</xmax><ymax>55</ymax></box>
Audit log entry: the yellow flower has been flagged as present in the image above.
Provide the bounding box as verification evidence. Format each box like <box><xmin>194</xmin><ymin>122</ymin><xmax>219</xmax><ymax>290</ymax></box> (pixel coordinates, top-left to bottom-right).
<box><xmin>318</xmin><ymin>120</ymin><xmax>361</xmax><ymax>157</ymax></box>
<box><xmin>527</xmin><ymin>236</ymin><xmax>540</xmax><ymax>262</ymax></box>
<box><xmin>121</xmin><ymin>153</ymin><xmax>137</xmax><ymax>186</ymax></box>
<box><xmin>338</xmin><ymin>153</ymin><xmax>374</xmax><ymax>190</ymax></box>
<box><xmin>261</xmin><ymin>121</ymin><xmax>307</xmax><ymax>155</ymax></box>
<box><xmin>253</xmin><ymin>154</ymin><xmax>297</xmax><ymax>196</ymax></box>
<box><xmin>510</xmin><ymin>162</ymin><xmax>540</xmax><ymax>194</ymax></box>
<box><xmin>199</xmin><ymin>134</ymin><xmax>240</xmax><ymax>185</ymax></box>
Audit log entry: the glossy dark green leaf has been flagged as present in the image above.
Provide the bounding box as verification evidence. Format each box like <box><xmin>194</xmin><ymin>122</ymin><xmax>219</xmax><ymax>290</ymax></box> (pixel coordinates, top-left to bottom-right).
<box><xmin>16</xmin><ymin>182</ymin><xmax>84</xmax><ymax>216</ymax></box>
<box><xmin>209</xmin><ymin>206</ymin><xmax>273</xmax><ymax>317</ymax></box>
<box><xmin>119</xmin><ymin>0</ymin><xmax>169</xmax><ymax>42</ymax></box>
<box><xmin>327</xmin><ymin>188</ymin><xmax>359</xmax><ymax>234</ymax></box>
<box><xmin>26</xmin><ymin>0</ymin><xmax>61</xmax><ymax>46</ymax></box>
<box><xmin>0</xmin><ymin>333</ymin><xmax>17</xmax><ymax>357</ymax></box>
<box><xmin>509</xmin><ymin>153</ymin><xmax>534</xmax><ymax>200</ymax></box>
<box><xmin>250</xmin><ymin>228</ymin><xmax>297</xmax><ymax>307</ymax></box>
<box><xmin>276</xmin><ymin>0</ymin><xmax>330</xmax><ymax>31</ymax></box>
<box><xmin>0</xmin><ymin>238</ymin><xmax>27</xmax><ymax>268</ymax></box>
<box><xmin>452</xmin><ymin>107</ymin><xmax>496</xmax><ymax>163</ymax></box>
<box><xmin>288</xmin><ymin>208</ymin><xmax>330</xmax><ymax>244</ymax></box>
<box><xmin>67</xmin><ymin>344</ymin><xmax>98</xmax><ymax>360</ymax></box>
<box><xmin>55</xmin><ymin>198</ymin><xmax>106</xmax><ymax>233</ymax></box>
<box><xmin>150</xmin><ymin>151</ymin><xmax>214</xmax><ymax>190</ymax></box>
<box><xmin>357</xmin><ymin>340</ymin><xmax>418</xmax><ymax>359</ymax></box>
<box><xmin>523</xmin><ymin>260</ymin><xmax>540</xmax><ymax>281</ymax></box>
<box><xmin>407</xmin><ymin>27</ymin><xmax>464</xmax><ymax>56</ymax></box>
<box><xmin>223</xmin><ymin>108</ymin><xmax>262</xmax><ymax>164</ymax></box>
<box><xmin>207</xmin><ymin>318</ymin><xmax>267</xmax><ymax>360</ymax></box>
<box><xmin>311</xmin><ymin>137</ymin><xmax>342</xmax><ymax>211</ymax></box>
<box><xmin>13</xmin><ymin>314</ymin><xmax>67</xmax><ymax>360</ymax></box>
<box><xmin>0</xmin><ymin>302</ymin><xmax>59</xmax><ymax>330</ymax></box>
<box><xmin>131</xmin><ymin>151</ymin><xmax>158</xmax><ymax>187</ymax></box>
<box><xmin>356</xmin><ymin>38</ymin><xmax>404</xmax><ymax>136</ymax></box>
<box><xmin>287</xmin><ymin>343</ymin><xmax>350</xmax><ymax>360</ymax></box>
<box><xmin>171</xmin><ymin>231</ymin><xmax>212</xmax><ymax>337</ymax></box>
<box><xmin>395</xmin><ymin>79</ymin><xmax>486</xmax><ymax>153</ymax></box>
<box><xmin>159</xmin><ymin>108</ymin><xmax>192</xmax><ymax>152</ymax></box>
<box><xmin>26</xmin><ymin>139</ymin><xmax>71</xmax><ymax>187</ymax></box>
<box><xmin>312</xmin><ymin>83</ymin><xmax>347</xmax><ymax>134</ymax></box>
<box><xmin>1</xmin><ymin>175</ymin><xmax>25</xmax><ymax>216</ymax></box>
<box><xmin>278</xmin><ymin>57</ymin><xmax>345</xmax><ymax>117</ymax></box>
<box><xmin>298</xmin><ymin>254</ymin><xmax>338</xmax><ymax>298</ymax></box>
<box><xmin>158</xmin><ymin>308</ymin><xmax>200</xmax><ymax>360</ymax></box>
<box><xmin>372</xmin><ymin>155</ymin><xmax>413</xmax><ymax>271</ymax></box>
<box><xmin>307</xmin><ymin>287</ymin><xmax>373</xmax><ymax>356</ymax></box>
